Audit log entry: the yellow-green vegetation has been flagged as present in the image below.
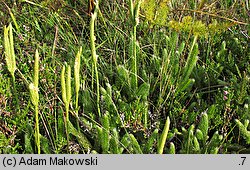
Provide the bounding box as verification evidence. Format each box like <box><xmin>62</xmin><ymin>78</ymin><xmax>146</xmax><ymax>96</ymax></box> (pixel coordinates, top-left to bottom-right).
<box><xmin>29</xmin><ymin>49</ymin><xmax>40</xmax><ymax>154</ymax></box>
<box><xmin>3</xmin><ymin>23</ymin><xmax>16</xmax><ymax>78</ymax></box>
<box><xmin>0</xmin><ymin>0</ymin><xmax>249</xmax><ymax>154</ymax></box>
<box><xmin>169</xmin><ymin>16</ymin><xmax>232</xmax><ymax>37</ymax></box>
<box><xmin>74</xmin><ymin>47</ymin><xmax>82</xmax><ymax>131</ymax></box>
<box><xmin>157</xmin><ymin>116</ymin><xmax>170</xmax><ymax>154</ymax></box>
<box><xmin>3</xmin><ymin>23</ymin><xmax>19</xmax><ymax>110</ymax></box>
<box><xmin>141</xmin><ymin>0</ymin><xmax>170</xmax><ymax>26</ymax></box>
<box><xmin>90</xmin><ymin>0</ymin><xmax>101</xmax><ymax>117</ymax></box>
<box><xmin>61</xmin><ymin>64</ymin><xmax>71</xmax><ymax>151</ymax></box>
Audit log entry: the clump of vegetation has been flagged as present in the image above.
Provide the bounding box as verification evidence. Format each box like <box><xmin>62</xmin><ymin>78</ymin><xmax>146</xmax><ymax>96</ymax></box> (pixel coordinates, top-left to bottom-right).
<box><xmin>168</xmin><ymin>16</ymin><xmax>232</xmax><ymax>38</ymax></box>
<box><xmin>141</xmin><ymin>0</ymin><xmax>170</xmax><ymax>26</ymax></box>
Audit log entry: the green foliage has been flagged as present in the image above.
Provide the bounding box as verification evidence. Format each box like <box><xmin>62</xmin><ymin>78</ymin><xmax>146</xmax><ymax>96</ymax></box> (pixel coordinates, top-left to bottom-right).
<box><xmin>145</xmin><ymin>129</ymin><xmax>158</xmax><ymax>153</ymax></box>
<box><xmin>24</xmin><ymin>122</ymin><xmax>34</xmax><ymax>153</ymax></box>
<box><xmin>208</xmin><ymin>20</ymin><xmax>232</xmax><ymax>35</ymax></box>
<box><xmin>40</xmin><ymin>135</ymin><xmax>51</xmax><ymax>154</ymax></box>
<box><xmin>179</xmin><ymin>36</ymin><xmax>199</xmax><ymax>91</ymax></box>
<box><xmin>0</xmin><ymin>132</ymin><xmax>19</xmax><ymax>154</ymax></box>
<box><xmin>129</xmin><ymin>134</ymin><xmax>143</xmax><ymax>154</ymax></box>
<box><xmin>197</xmin><ymin>112</ymin><xmax>209</xmax><ymax>143</ymax></box>
<box><xmin>235</xmin><ymin>119</ymin><xmax>250</xmax><ymax>144</ymax></box>
<box><xmin>179</xmin><ymin>112</ymin><xmax>223</xmax><ymax>154</ymax></box>
<box><xmin>68</xmin><ymin>121</ymin><xmax>92</xmax><ymax>150</ymax></box>
<box><xmin>109</xmin><ymin>128</ymin><xmax>121</xmax><ymax>154</ymax></box>
<box><xmin>169</xmin><ymin>142</ymin><xmax>175</xmax><ymax>154</ymax></box>
<box><xmin>120</xmin><ymin>133</ymin><xmax>143</xmax><ymax>154</ymax></box>
<box><xmin>100</xmin><ymin>112</ymin><xmax>110</xmax><ymax>153</ymax></box>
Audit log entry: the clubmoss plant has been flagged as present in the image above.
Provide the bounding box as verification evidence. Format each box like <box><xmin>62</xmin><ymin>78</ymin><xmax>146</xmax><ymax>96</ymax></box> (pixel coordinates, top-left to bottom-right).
<box><xmin>96</xmin><ymin>111</ymin><xmax>111</xmax><ymax>153</ymax></box>
<box><xmin>197</xmin><ymin>112</ymin><xmax>209</xmax><ymax>145</ymax></box>
<box><xmin>29</xmin><ymin>49</ymin><xmax>40</xmax><ymax>154</ymax></box>
<box><xmin>129</xmin><ymin>0</ymin><xmax>142</xmax><ymax>90</ymax></box>
<box><xmin>120</xmin><ymin>133</ymin><xmax>142</xmax><ymax>154</ymax></box>
<box><xmin>235</xmin><ymin>119</ymin><xmax>250</xmax><ymax>144</ymax></box>
<box><xmin>61</xmin><ymin>64</ymin><xmax>72</xmax><ymax>152</ymax></box>
<box><xmin>109</xmin><ymin>128</ymin><xmax>121</xmax><ymax>154</ymax></box>
<box><xmin>3</xmin><ymin>23</ymin><xmax>19</xmax><ymax>110</ymax></box>
<box><xmin>179</xmin><ymin>112</ymin><xmax>223</xmax><ymax>154</ymax></box>
<box><xmin>178</xmin><ymin>35</ymin><xmax>199</xmax><ymax>94</ymax></box>
<box><xmin>129</xmin><ymin>134</ymin><xmax>143</xmax><ymax>154</ymax></box>
<box><xmin>74</xmin><ymin>47</ymin><xmax>82</xmax><ymax>131</ymax></box>
<box><xmin>3</xmin><ymin>23</ymin><xmax>16</xmax><ymax>77</ymax></box>
<box><xmin>90</xmin><ymin>0</ymin><xmax>101</xmax><ymax>117</ymax></box>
